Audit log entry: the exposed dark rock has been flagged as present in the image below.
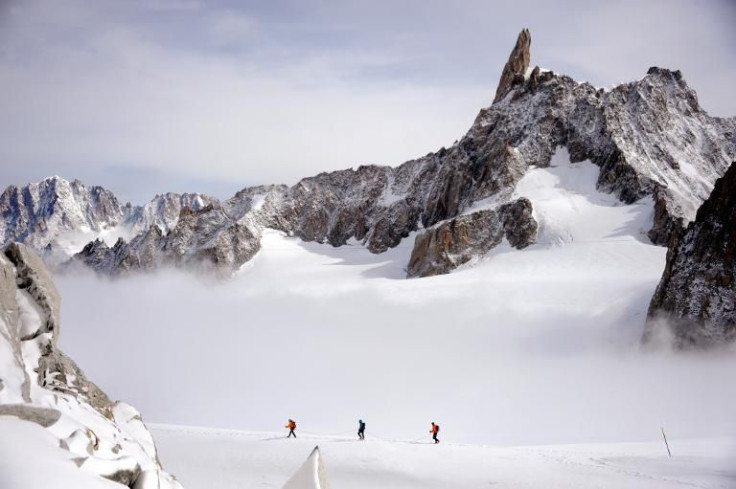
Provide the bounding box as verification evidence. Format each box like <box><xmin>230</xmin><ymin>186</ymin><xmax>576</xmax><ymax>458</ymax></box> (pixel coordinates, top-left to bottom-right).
<box><xmin>102</xmin><ymin>464</ymin><xmax>142</xmax><ymax>487</ymax></box>
<box><xmin>648</xmin><ymin>186</ymin><xmax>685</xmax><ymax>246</ymax></box>
<box><xmin>116</xmin><ymin>226</ymin><xmax>165</xmax><ymax>272</ymax></box>
<box><xmin>407</xmin><ymin>198</ymin><xmax>537</xmax><ymax>278</ymax></box>
<box><xmin>494</xmin><ymin>28</ymin><xmax>531</xmax><ymax>103</ymax></box>
<box><xmin>164</xmin><ymin>206</ymin><xmax>260</xmax><ymax>272</ymax></box>
<box><xmin>645</xmin><ymin>162</ymin><xmax>736</xmax><ymax>348</ymax></box>
<box><xmin>502</xmin><ymin>198</ymin><xmax>537</xmax><ymax>248</ymax></box>
<box><xmin>75</xmin><ymin>238</ymin><xmax>114</xmax><ymax>271</ymax></box>
<box><xmin>73</xmin><ymin>203</ymin><xmax>260</xmax><ymax>276</ymax></box>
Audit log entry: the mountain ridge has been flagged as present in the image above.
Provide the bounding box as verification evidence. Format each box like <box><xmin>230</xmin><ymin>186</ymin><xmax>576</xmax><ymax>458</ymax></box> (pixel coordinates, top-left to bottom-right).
<box><xmin>1</xmin><ymin>30</ymin><xmax>734</xmax><ymax>279</ymax></box>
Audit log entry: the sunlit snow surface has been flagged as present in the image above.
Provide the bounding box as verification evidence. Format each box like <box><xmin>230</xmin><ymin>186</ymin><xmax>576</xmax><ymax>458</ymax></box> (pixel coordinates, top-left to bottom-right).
<box><xmin>149</xmin><ymin>426</ymin><xmax>736</xmax><ymax>489</ymax></box>
<box><xmin>54</xmin><ymin>150</ymin><xmax>736</xmax><ymax>487</ymax></box>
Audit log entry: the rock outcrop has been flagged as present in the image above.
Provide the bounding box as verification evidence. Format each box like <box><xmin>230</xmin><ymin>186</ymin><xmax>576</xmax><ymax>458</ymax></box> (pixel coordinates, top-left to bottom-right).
<box><xmin>0</xmin><ymin>243</ymin><xmax>183</xmax><ymax>488</ymax></box>
<box><xmin>493</xmin><ymin>28</ymin><xmax>532</xmax><ymax>103</ymax></box>
<box><xmin>644</xmin><ymin>162</ymin><xmax>736</xmax><ymax>348</ymax></box>
<box><xmin>124</xmin><ymin>192</ymin><xmax>218</xmax><ymax>236</ymax></box>
<box><xmin>73</xmin><ymin>203</ymin><xmax>261</xmax><ymax>276</ymax></box>
<box><xmin>407</xmin><ymin>198</ymin><xmax>536</xmax><ymax>277</ymax></box>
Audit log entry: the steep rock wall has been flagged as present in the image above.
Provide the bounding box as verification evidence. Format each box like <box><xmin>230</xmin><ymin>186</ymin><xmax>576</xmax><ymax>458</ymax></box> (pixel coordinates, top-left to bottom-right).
<box><xmin>645</xmin><ymin>162</ymin><xmax>736</xmax><ymax>348</ymax></box>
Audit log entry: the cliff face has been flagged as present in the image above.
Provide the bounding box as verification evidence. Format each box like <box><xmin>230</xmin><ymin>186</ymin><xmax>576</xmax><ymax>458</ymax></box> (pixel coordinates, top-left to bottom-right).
<box><xmin>0</xmin><ymin>243</ymin><xmax>183</xmax><ymax>488</ymax></box>
<box><xmin>2</xmin><ymin>30</ymin><xmax>735</xmax><ymax>279</ymax></box>
<box><xmin>645</xmin><ymin>162</ymin><xmax>736</xmax><ymax>348</ymax></box>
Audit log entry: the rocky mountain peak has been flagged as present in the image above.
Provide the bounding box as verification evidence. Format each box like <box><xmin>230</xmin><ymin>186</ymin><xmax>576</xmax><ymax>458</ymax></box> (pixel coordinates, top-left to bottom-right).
<box><xmin>493</xmin><ymin>28</ymin><xmax>531</xmax><ymax>103</ymax></box>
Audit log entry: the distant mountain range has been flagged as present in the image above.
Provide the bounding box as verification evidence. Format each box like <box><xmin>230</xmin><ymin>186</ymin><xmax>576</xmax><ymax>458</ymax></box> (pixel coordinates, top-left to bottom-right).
<box><xmin>0</xmin><ymin>176</ymin><xmax>216</xmax><ymax>266</ymax></box>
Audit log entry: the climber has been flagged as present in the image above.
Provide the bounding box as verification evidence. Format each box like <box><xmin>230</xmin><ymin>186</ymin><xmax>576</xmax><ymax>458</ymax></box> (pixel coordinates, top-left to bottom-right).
<box><xmin>286</xmin><ymin>419</ymin><xmax>297</xmax><ymax>438</ymax></box>
<box><xmin>358</xmin><ymin>419</ymin><xmax>366</xmax><ymax>440</ymax></box>
<box><xmin>430</xmin><ymin>422</ymin><xmax>440</xmax><ymax>444</ymax></box>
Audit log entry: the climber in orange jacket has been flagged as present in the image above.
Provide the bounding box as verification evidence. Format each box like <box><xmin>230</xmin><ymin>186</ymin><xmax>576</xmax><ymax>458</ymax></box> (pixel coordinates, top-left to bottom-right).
<box><xmin>430</xmin><ymin>422</ymin><xmax>440</xmax><ymax>444</ymax></box>
<box><xmin>286</xmin><ymin>419</ymin><xmax>297</xmax><ymax>438</ymax></box>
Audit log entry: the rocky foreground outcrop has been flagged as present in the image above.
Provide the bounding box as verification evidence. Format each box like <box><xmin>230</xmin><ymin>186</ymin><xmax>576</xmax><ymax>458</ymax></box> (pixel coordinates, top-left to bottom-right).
<box><xmin>0</xmin><ymin>243</ymin><xmax>183</xmax><ymax>488</ymax></box>
<box><xmin>644</xmin><ymin>162</ymin><xmax>736</xmax><ymax>348</ymax></box>
<box><xmin>2</xmin><ymin>30</ymin><xmax>735</xmax><ymax>278</ymax></box>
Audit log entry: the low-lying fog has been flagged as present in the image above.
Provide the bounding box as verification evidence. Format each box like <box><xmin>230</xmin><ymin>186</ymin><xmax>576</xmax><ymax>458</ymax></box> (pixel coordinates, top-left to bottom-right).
<box><xmin>55</xmin><ymin>231</ymin><xmax>736</xmax><ymax>447</ymax></box>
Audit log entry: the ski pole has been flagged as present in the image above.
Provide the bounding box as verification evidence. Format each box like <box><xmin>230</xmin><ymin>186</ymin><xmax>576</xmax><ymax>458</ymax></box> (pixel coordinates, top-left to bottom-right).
<box><xmin>661</xmin><ymin>427</ymin><xmax>671</xmax><ymax>458</ymax></box>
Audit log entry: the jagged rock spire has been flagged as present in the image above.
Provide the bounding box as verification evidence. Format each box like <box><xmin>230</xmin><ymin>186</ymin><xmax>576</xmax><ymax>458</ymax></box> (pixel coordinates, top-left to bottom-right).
<box><xmin>493</xmin><ymin>28</ymin><xmax>531</xmax><ymax>103</ymax></box>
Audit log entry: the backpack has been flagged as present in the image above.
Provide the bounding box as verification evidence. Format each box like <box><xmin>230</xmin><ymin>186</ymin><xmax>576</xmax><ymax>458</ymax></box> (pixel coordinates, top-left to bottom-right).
<box><xmin>435</xmin><ymin>424</ymin><xmax>440</xmax><ymax>433</ymax></box>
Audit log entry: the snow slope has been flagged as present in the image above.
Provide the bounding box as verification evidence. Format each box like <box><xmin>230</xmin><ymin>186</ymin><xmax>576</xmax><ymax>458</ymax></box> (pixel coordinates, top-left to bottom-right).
<box><xmin>0</xmin><ymin>418</ymin><xmax>121</xmax><ymax>489</ymax></box>
<box><xmin>513</xmin><ymin>147</ymin><xmax>655</xmax><ymax>246</ymax></box>
<box><xmin>51</xmin><ymin>149</ymin><xmax>736</xmax><ymax>486</ymax></box>
<box><xmin>149</xmin><ymin>425</ymin><xmax>736</xmax><ymax>489</ymax></box>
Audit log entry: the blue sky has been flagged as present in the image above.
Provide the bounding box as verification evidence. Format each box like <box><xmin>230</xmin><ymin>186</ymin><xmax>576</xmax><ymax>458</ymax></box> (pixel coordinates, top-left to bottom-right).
<box><xmin>1</xmin><ymin>0</ymin><xmax>734</xmax><ymax>203</ymax></box>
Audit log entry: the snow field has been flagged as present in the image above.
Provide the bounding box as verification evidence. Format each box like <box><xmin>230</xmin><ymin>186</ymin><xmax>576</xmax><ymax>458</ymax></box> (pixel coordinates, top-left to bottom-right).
<box><xmin>50</xmin><ymin>148</ymin><xmax>736</xmax><ymax>486</ymax></box>
<box><xmin>149</xmin><ymin>425</ymin><xmax>736</xmax><ymax>489</ymax></box>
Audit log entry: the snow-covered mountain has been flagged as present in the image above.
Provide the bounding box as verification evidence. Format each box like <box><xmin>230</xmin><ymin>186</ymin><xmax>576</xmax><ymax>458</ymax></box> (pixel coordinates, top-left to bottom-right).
<box><xmin>71</xmin><ymin>30</ymin><xmax>733</xmax><ymax>277</ymax></box>
<box><xmin>0</xmin><ymin>178</ymin><xmax>217</xmax><ymax>266</ymax></box>
<box><xmin>1</xmin><ymin>30</ymin><xmax>733</xmax><ymax>280</ymax></box>
<box><xmin>0</xmin><ymin>177</ymin><xmax>125</xmax><ymax>262</ymax></box>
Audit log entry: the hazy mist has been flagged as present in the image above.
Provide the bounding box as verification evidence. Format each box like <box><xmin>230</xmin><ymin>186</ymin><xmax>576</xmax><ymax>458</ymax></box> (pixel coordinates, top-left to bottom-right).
<box><xmin>55</xmin><ymin>241</ymin><xmax>736</xmax><ymax>447</ymax></box>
